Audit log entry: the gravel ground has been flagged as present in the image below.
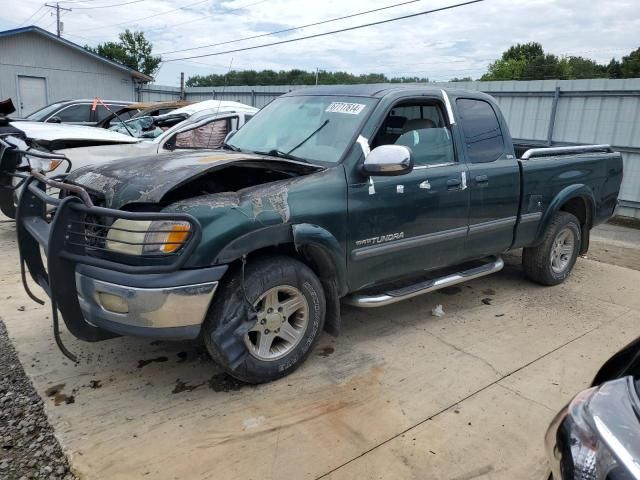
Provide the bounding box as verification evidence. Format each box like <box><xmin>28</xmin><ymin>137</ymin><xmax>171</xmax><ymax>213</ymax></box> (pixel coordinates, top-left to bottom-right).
<box><xmin>0</xmin><ymin>320</ymin><xmax>75</xmax><ymax>480</ymax></box>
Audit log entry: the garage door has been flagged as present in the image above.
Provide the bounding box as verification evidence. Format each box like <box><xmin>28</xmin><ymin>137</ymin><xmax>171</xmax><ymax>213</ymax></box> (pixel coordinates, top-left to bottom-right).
<box><xmin>18</xmin><ymin>76</ymin><xmax>47</xmax><ymax>117</ymax></box>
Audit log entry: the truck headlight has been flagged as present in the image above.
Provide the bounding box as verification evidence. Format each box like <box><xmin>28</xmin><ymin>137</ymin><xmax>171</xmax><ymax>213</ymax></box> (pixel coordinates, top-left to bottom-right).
<box><xmin>546</xmin><ymin>379</ymin><xmax>640</xmax><ymax>480</ymax></box>
<box><xmin>105</xmin><ymin>219</ymin><xmax>191</xmax><ymax>255</ymax></box>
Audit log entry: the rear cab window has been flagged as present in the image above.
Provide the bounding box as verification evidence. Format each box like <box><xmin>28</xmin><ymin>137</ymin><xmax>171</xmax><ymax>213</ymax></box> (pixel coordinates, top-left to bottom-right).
<box><xmin>456</xmin><ymin>98</ymin><xmax>505</xmax><ymax>163</ymax></box>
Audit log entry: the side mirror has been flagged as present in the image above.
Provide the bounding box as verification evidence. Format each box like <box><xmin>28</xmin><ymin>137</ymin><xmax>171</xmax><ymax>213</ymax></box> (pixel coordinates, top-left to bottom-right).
<box><xmin>362</xmin><ymin>145</ymin><xmax>413</xmax><ymax>176</ymax></box>
<box><xmin>224</xmin><ymin>129</ymin><xmax>237</xmax><ymax>143</ymax></box>
<box><xmin>48</xmin><ymin>116</ymin><xmax>62</xmax><ymax>123</ymax></box>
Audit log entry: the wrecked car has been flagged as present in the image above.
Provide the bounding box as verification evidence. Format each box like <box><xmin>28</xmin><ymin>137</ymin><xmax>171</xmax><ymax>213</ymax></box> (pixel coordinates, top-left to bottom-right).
<box><xmin>19</xmin><ymin>98</ymin><xmax>132</xmax><ymax>126</ymax></box>
<box><xmin>545</xmin><ymin>336</ymin><xmax>640</xmax><ymax>479</ymax></box>
<box><xmin>0</xmin><ymin>117</ymin><xmax>140</xmax><ymax>218</ymax></box>
<box><xmin>0</xmin><ymin>103</ymin><xmax>257</xmax><ymax>218</ymax></box>
<box><xmin>95</xmin><ymin>100</ymin><xmax>193</xmax><ymax>130</ymax></box>
<box><xmin>13</xmin><ymin>85</ymin><xmax>623</xmax><ymax>383</ymax></box>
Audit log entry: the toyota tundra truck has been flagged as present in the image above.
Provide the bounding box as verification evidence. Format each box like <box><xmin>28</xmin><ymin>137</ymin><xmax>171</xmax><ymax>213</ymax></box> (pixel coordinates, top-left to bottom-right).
<box><xmin>10</xmin><ymin>85</ymin><xmax>623</xmax><ymax>383</ymax></box>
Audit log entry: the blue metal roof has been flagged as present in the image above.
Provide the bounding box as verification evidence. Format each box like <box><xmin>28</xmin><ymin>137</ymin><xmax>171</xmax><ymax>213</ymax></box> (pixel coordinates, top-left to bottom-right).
<box><xmin>0</xmin><ymin>25</ymin><xmax>153</xmax><ymax>82</ymax></box>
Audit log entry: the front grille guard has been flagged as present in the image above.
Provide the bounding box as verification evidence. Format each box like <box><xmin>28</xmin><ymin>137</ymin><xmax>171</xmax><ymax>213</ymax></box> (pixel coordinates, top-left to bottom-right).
<box><xmin>16</xmin><ymin>168</ymin><xmax>202</xmax><ymax>362</ymax></box>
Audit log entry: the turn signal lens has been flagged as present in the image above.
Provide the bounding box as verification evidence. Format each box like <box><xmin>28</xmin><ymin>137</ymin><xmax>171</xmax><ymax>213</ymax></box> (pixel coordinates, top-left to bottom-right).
<box><xmin>144</xmin><ymin>220</ymin><xmax>192</xmax><ymax>254</ymax></box>
<box><xmin>160</xmin><ymin>224</ymin><xmax>191</xmax><ymax>253</ymax></box>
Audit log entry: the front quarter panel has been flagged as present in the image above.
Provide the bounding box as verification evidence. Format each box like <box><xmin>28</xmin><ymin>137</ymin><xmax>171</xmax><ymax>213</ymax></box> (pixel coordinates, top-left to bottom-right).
<box><xmin>163</xmin><ymin>166</ymin><xmax>349</xmax><ymax>271</ymax></box>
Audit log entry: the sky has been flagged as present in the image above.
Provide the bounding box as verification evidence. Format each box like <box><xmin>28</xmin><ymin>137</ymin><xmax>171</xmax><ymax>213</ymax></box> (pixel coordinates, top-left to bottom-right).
<box><xmin>2</xmin><ymin>0</ymin><xmax>639</xmax><ymax>86</ymax></box>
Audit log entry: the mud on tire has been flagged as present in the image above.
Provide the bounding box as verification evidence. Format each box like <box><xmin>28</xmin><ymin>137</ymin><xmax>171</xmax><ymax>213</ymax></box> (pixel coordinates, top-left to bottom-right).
<box><xmin>203</xmin><ymin>255</ymin><xmax>325</xmax><ymax>384</ymax></box>
<box><xmin>522</xmin><ymin>211</ymin><xmax>582</xmax><ymax>286</ymax></box>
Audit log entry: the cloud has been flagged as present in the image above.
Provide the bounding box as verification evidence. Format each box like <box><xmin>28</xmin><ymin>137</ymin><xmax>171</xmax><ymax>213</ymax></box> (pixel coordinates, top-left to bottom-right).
<box><xmin>2</xmin><ymin>0</ymin><xmax>638</xmax><ymax>85</ymax></box>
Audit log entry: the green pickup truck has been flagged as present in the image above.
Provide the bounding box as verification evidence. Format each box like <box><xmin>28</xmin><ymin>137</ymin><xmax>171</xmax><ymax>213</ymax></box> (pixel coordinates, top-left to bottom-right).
<box><xmin>14</xmin><ymin>85</ymin><xmax>623</xmax><ymax>383</ymax></box>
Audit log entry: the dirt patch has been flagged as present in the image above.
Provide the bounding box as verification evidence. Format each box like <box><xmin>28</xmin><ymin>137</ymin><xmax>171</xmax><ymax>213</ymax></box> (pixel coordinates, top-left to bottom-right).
<box><xmin>482</xmin><ymin>288</ymin><xmax>496</xmax><ymax>295</ymax></box>
<box><xmin>0</xmin><ymin>319</ymin><xmax>75</xmax><ymax>479</ymax></box>
<box><xmin>137</xmin><ymin>356</ymin><xmax>169</xmax><ymax>369</ymax></box>
<box><xmin>587</xmin><ymin>241</ymin><xmax>640</xmax><ymax>272</ymax></box>
<box><xmin>172</xmin><ymin>379</ymin><xmax>204</xmax><ymax>394</ymax></box>
<box><xmin>318</xmin><ymin>346</ymin><xmax>335</xmax><ymax>357</ymax></box>
<box><xmin>608</xmin><ymin>216</ymin><xmax>640</xmax><ymax>230</ymax></box>
<box><xmin>208</xmin><ymin>373</ymin><xmax>245</xmax><ymax>393</ymax></box>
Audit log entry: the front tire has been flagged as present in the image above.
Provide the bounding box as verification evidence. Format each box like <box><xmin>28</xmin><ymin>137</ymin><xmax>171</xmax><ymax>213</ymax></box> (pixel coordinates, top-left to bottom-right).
<box><xmin>0</xmin><ymin>189</ymin><xmax>16</xmax><ymax>219</ymax></box>
<box><xmin>522</xmin><ymin>211</ymin><xmax>581</xmax><ymax>286</ymax></box>
<box><xmin>203</xmin><ymin>256</ymin><xmax>325</xmax><ymax>384</ymax></box>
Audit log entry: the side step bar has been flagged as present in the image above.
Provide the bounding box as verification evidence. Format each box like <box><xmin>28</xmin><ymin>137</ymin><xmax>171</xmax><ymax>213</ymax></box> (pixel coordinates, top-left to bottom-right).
<box><xmin>343</xmin><ymin>256</ymin><xmax>504</xmax><ymax>308</ymax></box>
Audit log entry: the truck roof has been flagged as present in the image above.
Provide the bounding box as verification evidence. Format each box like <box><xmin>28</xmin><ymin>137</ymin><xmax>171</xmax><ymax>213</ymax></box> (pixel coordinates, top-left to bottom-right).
<box><xmin>282</xmin><ymin>84</ymin><xmax>487</xmax><ymax>100</ymax></box>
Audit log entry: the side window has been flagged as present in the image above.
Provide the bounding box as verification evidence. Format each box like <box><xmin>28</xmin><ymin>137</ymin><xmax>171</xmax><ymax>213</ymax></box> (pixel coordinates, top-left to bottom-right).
<box><xmin>94</xmin><ymin>105</ymin><xmax>112</xmax><ymax>121</ymax></box>
<box><xmin>173</xmin><ymin>118</ymin><xmax>231</xmax><ymax>149</ymax></box>
<box><xmin>456</xmin><ymin>98</ymin><xmax>505</xmax><ymax>163</ymax></box>
<box><xmin>373</xmin><ymin>102</ymin><xmax>455</xmax><ymax>167</ymax></box>
<box><xmin>51</xmin><ymin>104</ymin><xmax>91</xmax><ymax>122</ymax></box>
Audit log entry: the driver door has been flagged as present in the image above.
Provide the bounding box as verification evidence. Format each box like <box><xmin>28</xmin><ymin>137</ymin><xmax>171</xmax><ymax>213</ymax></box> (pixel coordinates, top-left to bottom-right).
<box><xmin>346</xmin><ymin>99</ymin><xmax>470</xmax><ymax>290</ymax></box>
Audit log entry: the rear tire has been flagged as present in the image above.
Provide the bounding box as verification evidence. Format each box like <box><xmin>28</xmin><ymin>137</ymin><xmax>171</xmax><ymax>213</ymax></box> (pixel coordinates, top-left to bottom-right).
<box><xmin>203</xmin><ymin>256</ymin><xmax>325</xmax><ymax>384</ymax></box>
<box><xmin>522</xmin><ymin>211</ymin><xmax>581</xmax><ymax>286</ymax></box>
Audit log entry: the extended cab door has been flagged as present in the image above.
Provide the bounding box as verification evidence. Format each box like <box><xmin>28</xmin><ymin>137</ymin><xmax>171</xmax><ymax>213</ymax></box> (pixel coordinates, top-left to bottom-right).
<box><xmin>346</xmin><ymin>97</ymin><xmax>470</xmax><ymax>290</ymax></box>
<box><xmin>453</xmin><ymin>96</ymin><xmax>520</xmax><ymax>259</ymax></box>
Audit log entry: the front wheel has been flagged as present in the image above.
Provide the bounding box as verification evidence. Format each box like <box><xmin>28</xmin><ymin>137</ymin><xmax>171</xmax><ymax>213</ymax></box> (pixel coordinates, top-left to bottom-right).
<box><xmin>522</xmin><ymin>211</ymin><xmax>581</xmax><ymax>286</ymax></box>
<box><xmin>203</xmin><ymin>256</ymin><xmax>325</xmax><ymax>384</ymax></box>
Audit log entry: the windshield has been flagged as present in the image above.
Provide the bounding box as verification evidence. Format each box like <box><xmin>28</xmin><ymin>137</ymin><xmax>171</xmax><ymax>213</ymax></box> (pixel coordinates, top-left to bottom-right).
<box><xmin>109</xmin><ymin>116</ymin><xmax>164</xmax><ymax>138</ymax></box>
<box><xmin>25</xmin><ymin>101</ymin><xmax>67</xmax><ymax>120</ymax></box>
<box><xmin>228</xmin><ymin>95</ymin><xmax>376</xmax><ymax>164</ymax></box>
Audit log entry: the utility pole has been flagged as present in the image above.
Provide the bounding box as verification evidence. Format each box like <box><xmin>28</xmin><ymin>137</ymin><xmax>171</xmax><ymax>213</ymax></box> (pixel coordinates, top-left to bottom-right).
<box><xmin>45</xmin><ymin>3</ymin><xmax>72</xmax><ymax>37</ymax></box>
<box><xmin>179</xmin><ymin>72</ymin><xmax>185</xmax><ymax>100</ymax></box>
<box><xmin>315</xmin><ymin>67</ymin><xmax>319</xmax><ymax>86</ymax></box>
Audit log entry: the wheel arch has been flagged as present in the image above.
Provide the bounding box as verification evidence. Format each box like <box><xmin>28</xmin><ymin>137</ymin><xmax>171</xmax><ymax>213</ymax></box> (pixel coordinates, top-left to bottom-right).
<box><xmin>213</xmin><ymin>223</ymin><xmax>347</xmax><ymax>336</ymax></box>
<box><xmin>536</xmin><ymin>185</ymin><xmax>595</xmax><ymax>254</ymax></box>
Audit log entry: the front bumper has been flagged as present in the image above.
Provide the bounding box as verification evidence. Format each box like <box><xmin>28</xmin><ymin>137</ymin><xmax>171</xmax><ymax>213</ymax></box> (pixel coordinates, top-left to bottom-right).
<box><xmin>75</xmin><ymin>264</ymin><xmax>226</xmax><ymax>339</ymax></box>
<box><xmin>16</xmin><ymin>173</ymin><xmax>219</xmax><ymax>342</ymax></box>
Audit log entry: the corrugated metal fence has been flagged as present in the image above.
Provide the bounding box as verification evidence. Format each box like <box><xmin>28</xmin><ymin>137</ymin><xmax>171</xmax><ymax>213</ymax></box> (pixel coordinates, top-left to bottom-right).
<box><xmin>141</xmin><ymin>79</ymin><xmax>640</xmax><ymax>218</ymax></box>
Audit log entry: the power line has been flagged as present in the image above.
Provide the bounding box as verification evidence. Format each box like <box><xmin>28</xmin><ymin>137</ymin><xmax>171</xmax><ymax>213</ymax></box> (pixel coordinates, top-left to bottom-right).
<box><xmin>72</xmin><ymin>0</ymin><xmax>210</xmax><ymax>31</ymax></box>
<box><xmin>18</xmin><ymin>4</ymin><xmax>46</xmax><ymax>26</ymax></box>
<box><xmin>70</xmin><ymin>0</ymin><xmax>145</xmax><ymax>9</ymax></box>
<box><xmin>162</xmin><ymin>0</ymin><xmax>485</xmax><ymax>62</ymax></box>
<box><xmin>159</xmin><ymin>0</ymin><xmax>430</xmax><ymax>55</ymax></box>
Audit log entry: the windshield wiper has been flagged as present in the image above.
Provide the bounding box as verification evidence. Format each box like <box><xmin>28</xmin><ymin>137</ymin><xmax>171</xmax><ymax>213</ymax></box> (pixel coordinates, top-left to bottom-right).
<box><xmin>253</xmin><ymin>149</ymin><xmax>308</xmax><ymax>163</ymax></box>
<box><xmin>287</xmin><ymin>119</ymin><xmax>330</xmax><ymax>155</ymax></box>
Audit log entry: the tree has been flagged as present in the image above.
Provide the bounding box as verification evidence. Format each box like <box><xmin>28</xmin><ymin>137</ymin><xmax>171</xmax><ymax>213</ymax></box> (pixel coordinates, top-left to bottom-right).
<box><xmin>85</xmin><ymin>30</ymin><xmax>160</xmax><ymax>78</ymax></box>
<box><xmin>481</xmin><ymin>42</ymin><xmax>640</xmax><ymax>81</ymax></box>
<box><xmin>186</xmin><ymin>69</ymin><xmax>426</xmax><ymax>87</ymax></box>
<box><xmin>621</xmin><ymin>47</ymin><xmax>640</xmax><ymax>78</ymax></box>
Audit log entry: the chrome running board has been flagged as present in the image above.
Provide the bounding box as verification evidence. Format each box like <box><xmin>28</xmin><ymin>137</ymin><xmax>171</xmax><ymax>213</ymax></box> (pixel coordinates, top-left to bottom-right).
<box><xmin>343</xmin><ymin>256</ymin><xmax>504</xmax><ymax>308</ymax></box>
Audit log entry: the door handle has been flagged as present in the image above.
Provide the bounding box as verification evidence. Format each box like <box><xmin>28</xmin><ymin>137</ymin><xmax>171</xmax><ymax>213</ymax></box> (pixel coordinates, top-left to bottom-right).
<box><xmin>475</xmin><ymin>174</ymin><xmax>489</xmax><ymax>183</ymax></box>
<box><xmin>447</xmin><ymin>178</ymin><xmax>461</xmax><ymax>189</ymax></box>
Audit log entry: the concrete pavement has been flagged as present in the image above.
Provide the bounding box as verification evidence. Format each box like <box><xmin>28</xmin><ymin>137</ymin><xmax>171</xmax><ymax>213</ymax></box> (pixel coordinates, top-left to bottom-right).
<box><xmin>1</xmin><ymin>215</ymin><xmax>639</xmax><ymax>479</ymax></box>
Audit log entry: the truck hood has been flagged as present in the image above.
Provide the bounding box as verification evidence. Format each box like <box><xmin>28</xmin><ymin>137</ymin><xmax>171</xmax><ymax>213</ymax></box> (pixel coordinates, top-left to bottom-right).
<box><xmin>66</xmin><ymin>149</ymin><xmax>322</xmax><ymax>209</ymax></box>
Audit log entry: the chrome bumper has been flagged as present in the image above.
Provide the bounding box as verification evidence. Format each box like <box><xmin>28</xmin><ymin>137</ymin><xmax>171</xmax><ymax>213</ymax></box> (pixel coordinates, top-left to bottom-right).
<box><xmin>76</xmin><ymin>272</ymin><xmax>218</xmax><ymax>339</ymax></box>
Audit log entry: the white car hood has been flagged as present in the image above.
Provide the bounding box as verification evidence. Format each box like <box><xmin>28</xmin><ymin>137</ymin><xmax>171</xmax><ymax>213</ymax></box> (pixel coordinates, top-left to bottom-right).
<box><xmin>57</xmin><ymin>142</ymin><xmax>159</xmax><ymax>172</ymax></box>
<box><xmin>12</xmin><ymin>121</ymin><xmax>140</xmax><ymax>143</ymax></box>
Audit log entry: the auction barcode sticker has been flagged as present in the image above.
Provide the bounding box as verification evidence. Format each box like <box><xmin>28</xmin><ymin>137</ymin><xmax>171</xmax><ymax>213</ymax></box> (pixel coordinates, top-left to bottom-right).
<box><xmin>325</xmin><ymin>102</ymin><xmax>366</xmax><ymax>115</ymax></box>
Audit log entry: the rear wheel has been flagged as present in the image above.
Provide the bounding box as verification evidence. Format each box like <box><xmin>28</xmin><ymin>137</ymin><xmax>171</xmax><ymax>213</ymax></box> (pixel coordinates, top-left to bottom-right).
<box><xmin>522</xmin><ymin>211</ymin><xmax>581</xmax><ymax>286</ymax></box>
<box><xmin>203</xmin><ymin>256</ymin><xmax>325</xmax><ymax>384</ymax></box>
